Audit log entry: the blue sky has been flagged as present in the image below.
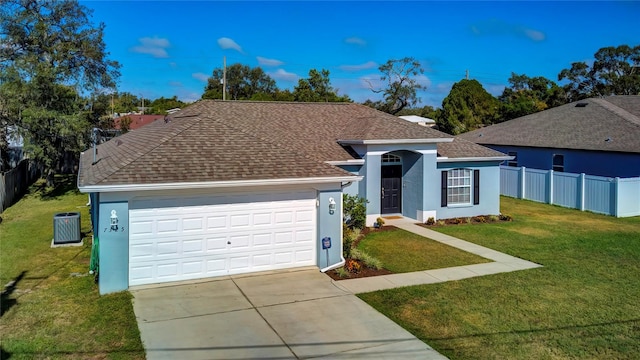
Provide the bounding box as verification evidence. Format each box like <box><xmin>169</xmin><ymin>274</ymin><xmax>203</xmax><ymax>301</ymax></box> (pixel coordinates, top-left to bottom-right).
<box><xmin>83</xmin><ymin>1</ymin><xmax>640</xmax><ymax>107</ymax></box>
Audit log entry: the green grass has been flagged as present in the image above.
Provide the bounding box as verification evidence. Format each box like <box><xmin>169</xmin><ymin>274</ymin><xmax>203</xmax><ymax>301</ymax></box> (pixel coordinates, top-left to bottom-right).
<box><xmin>357</xmin><ymin>227</ymin><xmax>491</xmax><ymax>272</ymax></box>
<box><xmin>359</xmin><ymin>197</ymin><xmax>640</xmax><ymax>359</ymax></box>
<box><xmin>0</xmin><ymin>176</ymin><xmax>144</xmax><ymax>359</ymax></box>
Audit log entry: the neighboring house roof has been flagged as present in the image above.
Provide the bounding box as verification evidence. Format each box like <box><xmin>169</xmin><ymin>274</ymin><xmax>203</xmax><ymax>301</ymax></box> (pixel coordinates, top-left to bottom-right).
<box><xmin>79</xmin><ymin>101</ymin><xmax>505</xmax><ymax>188</ymax></box>
<box><xmin>398</xmin><ymin>115</ymin><xmax>436</xmax><ymax>125</ymax></box>
<box><xmin>114</xmin><ymin>114</ymin><xmax>165</xmax><ymax>131</ymax></box>
<box><xmin>459</xmin><ymin>96</ymin><xmax>640</xmax><ymax>154</ymax></box>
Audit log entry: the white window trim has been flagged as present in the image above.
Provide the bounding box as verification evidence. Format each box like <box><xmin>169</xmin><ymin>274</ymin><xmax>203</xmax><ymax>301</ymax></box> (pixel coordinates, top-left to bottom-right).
<box><xmin>447</xmin><ymin>168</ymin><xmax>472</xmax><ymax>206</ymax></box>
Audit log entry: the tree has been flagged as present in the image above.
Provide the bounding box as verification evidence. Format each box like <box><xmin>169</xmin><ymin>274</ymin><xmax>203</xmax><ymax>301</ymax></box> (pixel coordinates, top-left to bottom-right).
<box><xmin>499</xmin><ymin>73</ymin><xmax>566</xmax><ymax>121</ymax></box>
<box><xmin>395</xmin><ymin>105</ymin><xmax>438</xmax><ymax>119</ymax></box>
<box><xmin>202</xmin><ymin>63</ymin><xmax>276</xmax><ymax>100</ymax></box>
<box><xmin>437</xmin><ymin>79</ymin><xmax>499</xmax><ymax>135</ymax></box>
<box><xmin>293</xmin><ymin>69</ymin><xmax>350</xmax><ymax>102</ymax></box>
<box><xmin>558</xmin><ymin>44</ymin><xmax>640</xmax><ymax>102</ymax></box>
<box><xmin>149</xmin><ymin>96</ymin><xmax>187</xmax><ymax>114</ymax></box>
<box><xmin>368</xmin><ymin>57</ymin><xmax>425</xmax><ymax>115</ymax></box>
<box><xmin>0</xmin><ymin>0</ymin><xmax>120</xmax><ymax>182</ymax></box>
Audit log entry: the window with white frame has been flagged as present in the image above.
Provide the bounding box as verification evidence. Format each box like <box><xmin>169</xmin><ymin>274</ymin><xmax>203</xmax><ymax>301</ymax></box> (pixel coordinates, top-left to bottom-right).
<box><xmin>447</xmin><ymin>168</ymin><xmax>472</xmax><ymax>205</ymax></box>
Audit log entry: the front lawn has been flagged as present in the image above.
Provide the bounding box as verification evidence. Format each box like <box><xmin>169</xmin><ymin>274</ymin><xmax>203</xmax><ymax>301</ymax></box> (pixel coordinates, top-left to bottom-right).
<box><xmin>359</xmin><ymin>197</ymin><xmax>640</xmax><ymax>359</ymax></box>
<box><xmin>0</xmin><ymin>176</ymin><xmax>144</xmax><ymax>359</ymax></box>
<box><xmin>357</xmin><ymin>228</ymin><xmax>491</xmax><ymax>273</ymax></box>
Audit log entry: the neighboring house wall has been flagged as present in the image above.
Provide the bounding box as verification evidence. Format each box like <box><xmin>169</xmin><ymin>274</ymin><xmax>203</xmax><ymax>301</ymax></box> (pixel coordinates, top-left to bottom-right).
<box><xmin>487</xmin><ymin>145</ymin><xmax>640</xmax><ymax>178</ymax></box>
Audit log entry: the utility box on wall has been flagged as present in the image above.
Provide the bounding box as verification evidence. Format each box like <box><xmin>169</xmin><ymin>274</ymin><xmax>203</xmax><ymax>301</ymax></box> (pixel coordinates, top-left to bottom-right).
<box><xmin>53</xmin><ymin>212</ymin><xmax>81</xmax><ymax>244</ymax></box>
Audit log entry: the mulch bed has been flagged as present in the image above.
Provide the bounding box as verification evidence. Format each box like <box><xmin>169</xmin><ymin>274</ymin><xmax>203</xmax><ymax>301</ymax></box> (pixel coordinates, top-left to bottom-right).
<box><xmin>325</xmin><ymin>259</ymin><xmax>393</xmax><ymax>281</ymax></box>
<box><xmin>325</xmin><ymin>225</ymin><xmax>397</xmax><ymax>281</ymax></box>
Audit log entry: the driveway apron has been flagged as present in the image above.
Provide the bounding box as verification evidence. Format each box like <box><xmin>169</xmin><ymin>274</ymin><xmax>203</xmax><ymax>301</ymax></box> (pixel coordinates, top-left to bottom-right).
<box><xmin>131</xmin><ymin>268</ymin><xmax>447</xmax><ymax>359</ymax></box>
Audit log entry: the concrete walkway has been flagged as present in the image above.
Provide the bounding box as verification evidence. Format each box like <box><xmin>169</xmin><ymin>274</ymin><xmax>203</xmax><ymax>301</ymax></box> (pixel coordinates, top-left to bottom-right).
<box><xmin>333</xmin><ymin>217</ymin><xmax>542</xmax><ymax>294</ymax></box>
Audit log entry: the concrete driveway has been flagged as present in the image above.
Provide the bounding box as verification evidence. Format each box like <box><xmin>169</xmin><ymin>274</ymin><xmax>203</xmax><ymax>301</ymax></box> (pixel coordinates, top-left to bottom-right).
<box><xmin>131</xmin><ymin>267</ymin><xmax>447</xmax><ymax>359</ymax></box>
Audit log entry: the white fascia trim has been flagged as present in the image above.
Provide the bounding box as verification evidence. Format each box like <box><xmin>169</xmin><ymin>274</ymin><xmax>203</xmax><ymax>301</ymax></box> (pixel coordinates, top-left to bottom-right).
<box><xmin>79</xmin><ymin>175</ymin><xmax>363</xmax><ymax>193</ymax></box>
<box><xmin>338</xmin><ymin>138</ymin><xmax>453</xmax><ymax>145</ymax></box>
<box><xmin>437</xmin><ymin>156</ymin><xmax>513</xmax><ymax>163</ymax></box>
<box><xmin>325</xmin><ymin>160</ymin><xmax>365</xmax><ymax>166</ymax></box>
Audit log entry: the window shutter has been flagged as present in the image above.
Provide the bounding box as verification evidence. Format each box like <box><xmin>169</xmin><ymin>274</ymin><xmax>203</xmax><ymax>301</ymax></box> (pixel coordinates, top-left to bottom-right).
<box><xmin>473</xmin><ymin>169</ymin><xmax>480</xmax><ymax>205</ymax></box>
<box><xmin>441</xmin><ymin>171</ymin><xmax>448</xmax><ymax>207</ymax></box>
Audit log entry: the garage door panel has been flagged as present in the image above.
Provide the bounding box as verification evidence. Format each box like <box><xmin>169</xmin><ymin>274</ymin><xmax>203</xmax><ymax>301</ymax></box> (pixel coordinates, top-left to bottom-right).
<box><xmin>129</xmin><ymin>191</ymin><xmax>317</xmax><ymax>286</ymax></box>
<box><xmin>207</xmin><ymin>216</ymin><xmax>227</xmax><ymax>229</ymax></box>
<box><xmin>207</xmin><ymin>236</ymin><xmax>228</xmax><ymax>251</ymax></box>
<box><xmin>182</xmin><ymin>217</ymin><xmax>204</xmax><ymax>232</ymax></box>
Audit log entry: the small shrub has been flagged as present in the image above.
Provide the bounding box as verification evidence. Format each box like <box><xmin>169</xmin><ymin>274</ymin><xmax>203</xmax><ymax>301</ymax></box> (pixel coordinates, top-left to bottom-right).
<box><xmin>436</xmin><ymin>220</ymin><xmax>445</xmax><ymax>226</ymax></box>
<box><xmin>334</xmin><ymin>267</ymin><xmax>350</xmax><ymax>278</ymax></box>
<box><xmin>474</xmin><ymin>216</ymin><xmax>487</xmax><ymax>223</ymax></box>
<box><xmin>346</xmin><ymin>259</ymin><xmax>361</xmax><ymax>273</ymax></box>
<box><xmin>352</xmin><ymin>227</ymin><xmax>362</xmax><ymax>239</ymax></box>
<box><xmin>499</xmin><ymin>214</ymin><xmax>513</xmax><ymax>221</ymax></box>
<box><xmin>425</xmin><ymin>217</ymin><xmax>435</xmax><ymax>226</ymax></box>
<box><xmin>465</xmin><ymin>217</ymin><xmax>472</xmax><ymax>224</ymax></box>
<box><xmin>343</xmin><ymin>194</ymin><xmax>368</xmax><ymax>230</ymax></box>
<box><xmin>488</xmin><ymin>215</ymin><xmax>499</xmax><ymax>222</ymax></box>
<box><xmin>343</xmin><ymin>227</ymin><xmax>354</xmax><ymax>259</ymax></box>
<box><xmin>375</xmin><ymin>217</ymin><xmax>385</xmax><ymax>228</ymax></box>
<box><xmin>351</xmin><ymin>249</ymin><xmax>383</xmax><ymax>270</ymax></box>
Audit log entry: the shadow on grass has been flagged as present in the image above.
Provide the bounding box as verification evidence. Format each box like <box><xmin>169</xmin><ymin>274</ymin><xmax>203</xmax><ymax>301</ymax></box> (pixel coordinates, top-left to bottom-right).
<box><xmin>1</xmin><ymin>271</ymin><xmax>26</xmax><ymax>317</ymax></box>
<box><xmin>38</xmin><ymin>175</ymin><xmax>78</xmax><ymax>201</ymax></box>
<box><xmin>0</xmin><ymin>346</ymin><xmax>11</xmax><ymax>359</ymax></box>
<box><xmin>426</xmin><ymin>317</ymin><xmax>640</xmax><ymax>341</ymax></box>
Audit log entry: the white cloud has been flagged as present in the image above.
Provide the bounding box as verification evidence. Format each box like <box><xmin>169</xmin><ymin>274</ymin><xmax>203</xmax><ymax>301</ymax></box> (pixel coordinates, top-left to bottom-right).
<box><xmin>217</xmin><ymin>37</ymin><xmax>243</xmax><ymax>53</ymax></box>
<box><xmin>257</xmin><ymin>56</ymin><xmax>284</xmax><ymax>67</ymax></box>
<box><xmin>524</xmin><ymin>29</ymin><xmax>545</xmax><ymax>42</ymax></box>
<box><xmin>192</xmin><ymin>72</ymin><xmax>210</xmax><ymax>83</ymax></box>
<box><xmin>345</xmin><ymin>37</ymin><xmax>366</xmax><ymax>46</ymax></box>
<box><xmin>415</xmin><ymin>74</ymin><xmax>432</xmax><ymax>89</ymax></box>
<box><xmin>130</xmin><ymin>36</ymin><xmax>170</xmax><ymax>58</ymax></box>
<box><xmin>269</xmin><ymin>69</ymin><xmax>299</xmax><ymax>82</ymax></box>
<box><xmin>340</xmin><ymin>61</ymin><xmax>377</xmax><ymax>72</ymax></box>
<box><xmin>470</xmin><ymin>19</ymin><xmax>546</xmax><ymax>42</ymax></box>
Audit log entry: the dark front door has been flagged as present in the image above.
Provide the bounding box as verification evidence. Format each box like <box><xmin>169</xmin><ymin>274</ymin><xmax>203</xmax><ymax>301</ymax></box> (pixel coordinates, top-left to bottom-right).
<box><xmin>381</xmin><ymin>165</ymin><xmax>402</xmax><ymax>214</ymax></box>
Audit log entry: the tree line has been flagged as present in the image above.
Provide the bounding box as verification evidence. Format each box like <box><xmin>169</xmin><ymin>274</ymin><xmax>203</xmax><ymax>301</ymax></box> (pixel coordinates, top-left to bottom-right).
<box><xmin>1</xmin><ymin>1</ymin><xmax>638</xmax><ymax>180</ymax></box>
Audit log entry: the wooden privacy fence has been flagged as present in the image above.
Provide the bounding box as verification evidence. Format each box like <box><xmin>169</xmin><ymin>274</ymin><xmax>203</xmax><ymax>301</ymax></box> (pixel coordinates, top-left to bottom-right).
<box><xmin>500</xmin><ymin>166</ymin><xmax>640</xmax><ymax>218</ymax></box>
<box><xmin>0</xmin><ymin>160</ymin><xmax>40</xmax><ymax>213</ymax></box>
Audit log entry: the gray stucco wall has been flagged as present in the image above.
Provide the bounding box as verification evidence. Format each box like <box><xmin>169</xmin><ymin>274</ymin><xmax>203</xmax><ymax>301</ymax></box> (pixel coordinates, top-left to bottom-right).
<box><xmin>316</xmin><ymin>189</ymin><xmax>345</xmax><ymax>271</ymax></box>
<box><xmin>98</xmin><ymin>201</ymin><xmax>130</xmax><ymax>294</ymax></box>
<box><xmin>436</xmin><ymin>161</ymin><xmax>502</xmax><ymax>219</ymax></box>
<box><xmin>401</xmin><ymin>151</ymin><xmax>423</xmax><ymax>220</ymax></box>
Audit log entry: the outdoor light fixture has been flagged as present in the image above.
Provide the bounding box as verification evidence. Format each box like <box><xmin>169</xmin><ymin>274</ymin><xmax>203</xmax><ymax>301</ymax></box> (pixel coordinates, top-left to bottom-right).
<box><xmin>329</xmin><ymin>197</ymin><xmax>336</xmax><ymax>215</ymax></box>
<box><xmin>110</xmin><ymin>210</ymin><xmax>119</xmax><ymax>231</ymax></box>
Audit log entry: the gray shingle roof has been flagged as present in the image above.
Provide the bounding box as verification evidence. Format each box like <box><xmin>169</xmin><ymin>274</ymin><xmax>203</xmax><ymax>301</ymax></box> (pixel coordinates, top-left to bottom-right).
<box><xmin>79</xmin><ymin>101</ymin><xmax>504</xmax><ymax>187</ymax></box>
<box><xmin>459</xmin><ymin>95</ymin><xmax>640</xmax><ymax>154</ymax></box>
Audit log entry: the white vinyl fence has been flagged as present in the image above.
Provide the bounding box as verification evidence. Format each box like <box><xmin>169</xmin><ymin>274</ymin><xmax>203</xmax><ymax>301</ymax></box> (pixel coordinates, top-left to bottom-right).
<box><xmin>500</xmin><ymin>166</ymin><xmax>640</xmax><ymax>217</ymax></box>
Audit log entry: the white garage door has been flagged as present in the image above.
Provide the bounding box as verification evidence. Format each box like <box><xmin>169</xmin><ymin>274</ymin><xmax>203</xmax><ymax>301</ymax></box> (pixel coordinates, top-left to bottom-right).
<box><xmin>128</xmin><ymin>190</ymin><xmax>317</xmax><ymax>286</ymax></box>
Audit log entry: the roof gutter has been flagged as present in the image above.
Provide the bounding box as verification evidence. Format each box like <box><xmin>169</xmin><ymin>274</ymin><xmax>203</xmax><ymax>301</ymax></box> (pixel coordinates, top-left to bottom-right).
<box><xmin>78</xmin><ymin>175</ymin><xmax>363</xmax><ymax>193</ymax></box>
<box><xmin>325</xmin><ymin>159</ymin><xmax>365</xmax><ymax>166</ymax></box>
<box><xmin>437</xmin><ymin>156</ymin><xmax>514</xmax><ymax>163</ymax></box>
<box><xmin>338</xmin><ymin>138</ymin><xmax>453</xmax><ymax>145</ymax></box>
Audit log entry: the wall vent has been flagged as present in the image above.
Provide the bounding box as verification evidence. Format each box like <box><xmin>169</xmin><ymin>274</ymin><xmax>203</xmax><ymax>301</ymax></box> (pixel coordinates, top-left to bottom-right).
<box><xmin>53</xmin><ymin>212</ymin><xmax>81</xmax><ymax>244</ymax></box>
